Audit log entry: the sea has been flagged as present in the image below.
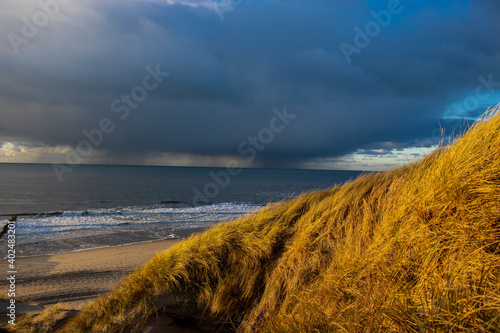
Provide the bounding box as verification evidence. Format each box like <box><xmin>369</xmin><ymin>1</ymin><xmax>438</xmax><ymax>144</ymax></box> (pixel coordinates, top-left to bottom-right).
<box><xmin>0</xmin><ymin>163</ymin><xmax>362</xmax><ymax>257</ymax></box>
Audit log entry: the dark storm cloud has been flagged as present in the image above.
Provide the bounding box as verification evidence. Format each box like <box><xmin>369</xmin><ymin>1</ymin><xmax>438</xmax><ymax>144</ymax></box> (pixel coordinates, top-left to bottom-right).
<box><xmin>1</xmin><ymin>0</ymin><xmax>499</xmax><ymax>167</ymax></box>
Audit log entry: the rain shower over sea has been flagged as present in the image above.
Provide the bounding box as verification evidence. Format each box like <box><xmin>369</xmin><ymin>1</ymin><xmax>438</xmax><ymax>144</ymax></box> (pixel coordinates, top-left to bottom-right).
<box><xmin>0</xmin><ymin>163</ymin><xmax>361</xmax><ymax>257</ymax></box>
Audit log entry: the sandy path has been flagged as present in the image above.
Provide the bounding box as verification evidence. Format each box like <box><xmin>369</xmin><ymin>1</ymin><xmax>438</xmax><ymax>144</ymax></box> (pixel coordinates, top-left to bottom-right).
<box><xmin>0</xmin><ymin>240</ymin><xmax>182</xmax><ymax>310</ymax></box>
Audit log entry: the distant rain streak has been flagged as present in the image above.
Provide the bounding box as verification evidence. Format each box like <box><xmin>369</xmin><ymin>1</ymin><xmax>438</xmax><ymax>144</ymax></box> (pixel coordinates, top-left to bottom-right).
<box><xmin>52</xmin><ymin>65</ymin><xmax>170</xmax><ymax>182</ymax></box>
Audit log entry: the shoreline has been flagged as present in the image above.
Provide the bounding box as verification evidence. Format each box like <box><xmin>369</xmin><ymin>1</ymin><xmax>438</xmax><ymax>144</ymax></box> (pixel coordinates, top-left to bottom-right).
<box><xmin>0</xmin><ymin>202</ymin><xmax>263</xmax><ymax>258</ymax></box>
<box><xmin>0</xmin><ymin>239</ymin><xmax>184</xmax><ymax>310</ymax></box>
<box><xmin>0</xmin><ymin>236</ymin><xmax>186</xmax><ymax>261</ymax></box>
<box><xmin>0</xmin><ymin>226</ymin><xmax>211</xmax><ymax>259</ymax></box>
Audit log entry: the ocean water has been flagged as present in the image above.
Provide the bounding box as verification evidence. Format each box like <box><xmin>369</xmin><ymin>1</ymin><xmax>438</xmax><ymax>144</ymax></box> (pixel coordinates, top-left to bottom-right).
<box><xmin>0</xmin><ymin>163</ymin><xmax>362</xmax><ymax>257</ymax></box>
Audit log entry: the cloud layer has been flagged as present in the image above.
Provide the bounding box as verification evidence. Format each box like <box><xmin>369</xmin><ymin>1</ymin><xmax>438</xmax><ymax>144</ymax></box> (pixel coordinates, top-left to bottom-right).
<box><xmin>1</xmin><ymin>0</ymin><xmax>499</xmax><ymax>169</ymax></box>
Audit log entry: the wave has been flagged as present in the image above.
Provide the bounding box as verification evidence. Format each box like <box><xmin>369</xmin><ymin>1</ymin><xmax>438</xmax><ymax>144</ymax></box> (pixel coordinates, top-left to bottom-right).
<box><xmin>1</xmin><ymin>202</ymin><xmax>260</xmax><ymax>218</ymax></box>
<box><xmin>0</xmin><ymin>202</ymin><xmax>263</xmax><ymax>257</ymax></box>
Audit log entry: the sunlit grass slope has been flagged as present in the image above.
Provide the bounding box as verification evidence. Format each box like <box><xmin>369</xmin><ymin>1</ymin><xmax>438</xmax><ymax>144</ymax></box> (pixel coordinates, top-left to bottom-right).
<box><xmin>19</xmin><ymin>108</ymin><xmax>500</xmax><ymax>332</ymax></box>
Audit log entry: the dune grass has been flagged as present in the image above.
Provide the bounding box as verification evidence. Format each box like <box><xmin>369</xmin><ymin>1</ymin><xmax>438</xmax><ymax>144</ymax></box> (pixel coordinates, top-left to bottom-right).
<box><xmin>16</xmin><ymin>107</ymin><xmax>500</xmax><ymax>332</ymax></box>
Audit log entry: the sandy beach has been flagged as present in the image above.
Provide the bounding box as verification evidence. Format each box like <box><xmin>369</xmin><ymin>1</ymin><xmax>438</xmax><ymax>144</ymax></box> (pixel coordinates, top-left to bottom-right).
<box><xmin>0</xmin><ymin>240</ymin><xmax>183</xmax><ymax>311</ymax></box>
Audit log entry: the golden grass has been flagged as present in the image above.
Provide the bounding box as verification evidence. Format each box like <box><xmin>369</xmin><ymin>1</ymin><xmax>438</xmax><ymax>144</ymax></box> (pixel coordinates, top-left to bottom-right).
<box><xmin>15</xmin><ymin>107</ymin><xmax>500</xmax><ymax>332</ymax></box>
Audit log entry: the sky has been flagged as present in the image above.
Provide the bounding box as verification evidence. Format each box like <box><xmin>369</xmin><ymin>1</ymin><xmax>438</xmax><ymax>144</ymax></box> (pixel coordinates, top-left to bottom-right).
<box><xmin>0</xmin><ymin>0</ymin><xmax>499</xmax><ymax>171</ymax></box>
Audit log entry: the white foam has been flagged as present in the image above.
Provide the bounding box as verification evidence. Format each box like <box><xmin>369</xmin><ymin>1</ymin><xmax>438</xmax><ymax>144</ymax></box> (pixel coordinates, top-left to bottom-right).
<box><xmin>4</xmin><ymin>202</ymin><xmax>262</xmax><ymax>247</ymax></box>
